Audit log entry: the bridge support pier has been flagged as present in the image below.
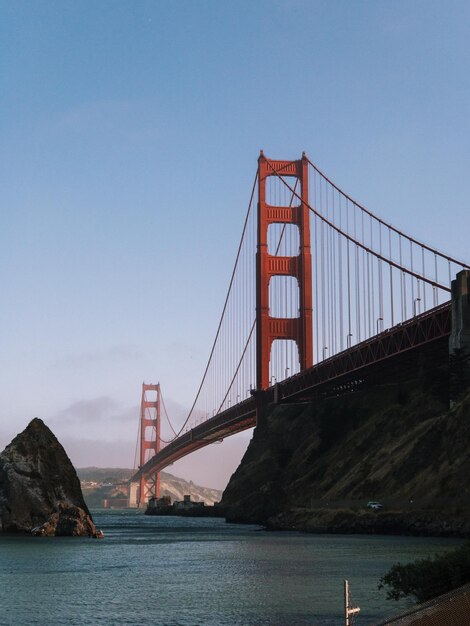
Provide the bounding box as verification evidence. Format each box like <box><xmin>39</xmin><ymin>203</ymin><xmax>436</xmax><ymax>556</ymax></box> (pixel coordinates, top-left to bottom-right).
<box><xmin>128</xmin><ymin>481</ymin><xmax>139</xmax><ymax>508</ymax></box>
<box><xmin>449</xmin><ymin>269</ymin><xmax>470</xmax><ymax>399</ymax></box>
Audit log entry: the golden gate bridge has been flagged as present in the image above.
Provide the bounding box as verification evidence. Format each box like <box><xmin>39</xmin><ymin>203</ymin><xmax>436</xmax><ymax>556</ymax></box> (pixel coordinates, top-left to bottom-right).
<box><xmin>129</xmin><ymin>152</ymin><xmax>470</xmax><ymax>507</ymax></box>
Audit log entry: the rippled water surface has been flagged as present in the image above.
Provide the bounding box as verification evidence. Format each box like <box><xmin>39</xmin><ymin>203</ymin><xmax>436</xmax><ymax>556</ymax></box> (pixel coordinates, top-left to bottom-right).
<box><xmin>0</xmin><ymin>510</ymin><xmax>462</xmax><ymax>625</ymax></box>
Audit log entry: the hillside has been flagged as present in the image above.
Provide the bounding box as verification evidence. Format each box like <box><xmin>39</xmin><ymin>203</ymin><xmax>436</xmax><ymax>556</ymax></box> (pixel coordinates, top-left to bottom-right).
<box><xmin>221</xmin><ymin>367</ymin><xmax>470</xmax><ymax>536</ymax></box>
<box><xmin>78</xmin><ymin>468</ymin><xmax>222</xmax><ymax>507</ymax></box>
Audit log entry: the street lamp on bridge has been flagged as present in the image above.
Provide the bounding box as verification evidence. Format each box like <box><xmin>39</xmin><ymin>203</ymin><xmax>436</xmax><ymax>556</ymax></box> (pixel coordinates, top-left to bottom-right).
<box><xmin>376</xmin><ymin>317</ymin><xmax>384</xmax><ymax>334</ymax></box>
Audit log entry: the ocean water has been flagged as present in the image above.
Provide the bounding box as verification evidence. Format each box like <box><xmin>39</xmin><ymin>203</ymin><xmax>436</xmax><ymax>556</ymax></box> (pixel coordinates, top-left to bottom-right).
<box><xmin>0</xmin><ymin>510</ymin><xmax>462</xmax><ymax>626</ymax></box>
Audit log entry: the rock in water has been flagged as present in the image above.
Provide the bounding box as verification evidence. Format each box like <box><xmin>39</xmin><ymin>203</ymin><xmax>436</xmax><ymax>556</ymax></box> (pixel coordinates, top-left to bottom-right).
<box><xmin>0</xmin><ymin>418</ymin><xmax>99</xmax><ymax>537</ymax></box>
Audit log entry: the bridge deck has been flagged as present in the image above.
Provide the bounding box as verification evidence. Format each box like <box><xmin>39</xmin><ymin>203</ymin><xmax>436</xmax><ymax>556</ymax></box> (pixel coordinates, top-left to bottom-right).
<box><xmin>132</xmin><ymin>301</ymin><xmax>451</xmax><ymax>482</ymax></box>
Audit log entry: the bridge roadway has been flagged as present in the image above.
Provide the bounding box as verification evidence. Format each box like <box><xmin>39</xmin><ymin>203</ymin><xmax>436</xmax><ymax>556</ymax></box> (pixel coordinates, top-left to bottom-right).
<box><xmin>132</xmin><ymin>301</ymin><xmax>451</xmax><ymax>483</ymax></box>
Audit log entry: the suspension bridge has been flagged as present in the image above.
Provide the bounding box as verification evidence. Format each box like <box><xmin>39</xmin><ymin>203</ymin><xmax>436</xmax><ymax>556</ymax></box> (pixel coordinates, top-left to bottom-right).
<box><xmin>129</xmin><ymin>152</ymin><xmax>470</xmax><ymax>507</ymax></box>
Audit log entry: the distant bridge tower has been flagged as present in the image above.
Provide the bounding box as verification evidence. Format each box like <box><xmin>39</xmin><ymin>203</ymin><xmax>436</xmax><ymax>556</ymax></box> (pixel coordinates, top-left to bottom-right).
<box><xmin>256</xmin><ymin>152</ymin><xmax>313</xmax><ymax>390</ymax></box>
<box><xmin>136</xmin><ymin>382</ymin><xmax>161</xmax><ymax>507</ymax></box>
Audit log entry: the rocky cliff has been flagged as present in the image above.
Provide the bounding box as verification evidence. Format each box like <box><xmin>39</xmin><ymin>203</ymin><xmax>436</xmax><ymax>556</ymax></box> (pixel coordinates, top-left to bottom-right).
<box><xmin>0</xmin><ymin>418</ymin><xmax>98</xmax><ymax>536</ymax></box>
<box><xmin>221</xmin><ymin>370</ymin><xmax>470</xmax><ymax>536</ymax></box>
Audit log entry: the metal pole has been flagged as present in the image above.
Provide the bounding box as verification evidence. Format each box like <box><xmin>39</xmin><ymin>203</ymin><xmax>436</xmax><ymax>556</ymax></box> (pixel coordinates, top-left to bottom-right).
<box><xmin>344</xmin><ymin>579</ymin><xmax>360</xmax><ymax>626</ymax></box>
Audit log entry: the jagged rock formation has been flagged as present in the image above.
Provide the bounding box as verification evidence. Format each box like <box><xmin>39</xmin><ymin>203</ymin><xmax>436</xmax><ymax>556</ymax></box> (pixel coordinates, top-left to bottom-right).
<box><xmin>221</xmin><ymin>364</ymin><xmax>470</xmax><ymax>537</ymax></box>
<box><xmin>0</xmin><ymin>418</ymin><xmax>99</xmax><ymax>536</ymax></box>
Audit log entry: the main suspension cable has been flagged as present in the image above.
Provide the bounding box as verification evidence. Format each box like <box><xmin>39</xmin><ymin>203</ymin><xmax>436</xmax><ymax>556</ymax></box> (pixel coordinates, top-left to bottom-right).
<box><xmin>216</xmin><ymin>178</ymin><xmax>301</xmax><ymax>407</ymax></box>
<box><xmin>265</xmin><ymin>160</ymin><xmax>467</xmax><ymax>290</ymax></box>
<box><xmin>307</xmin><ymin>156</ymin><xmax>469</xmax><ymax>268</ymax></box>
<box><xmin>173</xmin><ymin>172</ymin><xmax>258</xmax><ymax>436</ymax></box>
<box><xmin>159</xmin><ymin>388</ymin><xmax>178</xmax><ymax>438</ymax></box>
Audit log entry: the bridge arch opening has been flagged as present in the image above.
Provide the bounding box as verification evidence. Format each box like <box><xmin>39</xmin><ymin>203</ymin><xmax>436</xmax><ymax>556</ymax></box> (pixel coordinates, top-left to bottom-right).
<box><xmin>267</xmin><ymin>223</ymin><xmax>300</xmax><ymax>257</ymax></box>
<box><xmin>144</xmin><ymin>426</ymin><xmax>156</xmax><ymax>441</ymax></box>
<box><xmin>269</xmin><ymin>339</ymin><xmax>300</xmax><ymax>384</ymax></box>
<box><xmin>269</xmin><ymin>275</ymin><xmax>299</xmax><ymax>318</ymax></box>
<box><xmin>144</xmin><ymin>388</ymin><xmax>158</xmax><ymax>401</ymax></box>
<box><xmin>266</xmin><ymin>175</ymin><xmax>300</xmax><ymax>207</ymax></box>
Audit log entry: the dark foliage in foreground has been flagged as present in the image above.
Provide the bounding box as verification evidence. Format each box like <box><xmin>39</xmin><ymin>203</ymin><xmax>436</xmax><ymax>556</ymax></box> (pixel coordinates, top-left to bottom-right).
<box><xmin>379</xmin><ymin>542</ymin><xmax>470</xmax><ymax>602</ymax></box>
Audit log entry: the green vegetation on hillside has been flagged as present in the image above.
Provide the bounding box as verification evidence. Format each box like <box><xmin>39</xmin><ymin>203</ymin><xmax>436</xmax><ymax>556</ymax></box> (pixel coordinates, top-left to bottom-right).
<box><xmin>76</xmin><ymin>467</ymin><xmax>134</xmax><ymax>483</ymax></box>
<box><xmin>379</xmin><ymin>542</ymin><xmax>470</xmax><ymax>602</ymax></box>
<box><xmin>77</xmin><ymin>467</ymin><xmax>222</xmax><ymax>508</ymax></box>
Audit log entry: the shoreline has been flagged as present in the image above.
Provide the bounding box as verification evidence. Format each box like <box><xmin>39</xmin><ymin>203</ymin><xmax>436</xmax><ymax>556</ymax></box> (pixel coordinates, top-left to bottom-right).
<box><xmin>257</xmin><ymin>507</ymin><xmax>470</xmax><ymax>539</ymax></box>
<box><xmin>145</xmin><ymin>504</ymin><xmax>470</xmax><ymax>539</ymax></box>
<box><xmin>145</xmin><ymin>504</ymin><xmax>226</xmax><ymax>518</ymax></box>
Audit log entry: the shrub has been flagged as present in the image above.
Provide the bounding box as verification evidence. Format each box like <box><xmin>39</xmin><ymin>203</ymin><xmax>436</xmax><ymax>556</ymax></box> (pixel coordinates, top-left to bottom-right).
<box><xmin>379</xmin><ymin>542</ymin><xmax>470</xmax><ymax>602</ymax></box>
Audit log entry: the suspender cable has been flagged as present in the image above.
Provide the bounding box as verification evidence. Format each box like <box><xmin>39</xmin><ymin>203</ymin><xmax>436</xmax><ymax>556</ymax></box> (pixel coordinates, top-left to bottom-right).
<box><xmin>175</xmin><ymin>173</ymin><xmax>258</xmax><ymax>436</ymax></box>
<box><xmin>306</xmin><ymin>157</ymin><xmax>469</xmax><ymax>268</ymax></box>
<box><xmin>264</xmin><ymin>162</ymin><xmax>454</xmax><ymax>291</ymax></box>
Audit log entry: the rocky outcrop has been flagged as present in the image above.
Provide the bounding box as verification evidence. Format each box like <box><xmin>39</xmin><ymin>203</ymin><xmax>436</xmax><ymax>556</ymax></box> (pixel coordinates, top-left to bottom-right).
<box><xmin>0</xmin><ymin>418</ymin><xmax>99</xmax><ymax>536</ymax></box>
<box><xmin>221</xmin><ymin>361</ymin><xmax>470</xmax><ymax>537</ymax></box>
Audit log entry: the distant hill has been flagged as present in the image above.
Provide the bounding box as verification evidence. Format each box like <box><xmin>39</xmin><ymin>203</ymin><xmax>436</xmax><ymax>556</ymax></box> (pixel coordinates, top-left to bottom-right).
<box><xmin>77</xmin><ymin>467</ymin><xmax>222</xmax><ymax>507</ymax></box>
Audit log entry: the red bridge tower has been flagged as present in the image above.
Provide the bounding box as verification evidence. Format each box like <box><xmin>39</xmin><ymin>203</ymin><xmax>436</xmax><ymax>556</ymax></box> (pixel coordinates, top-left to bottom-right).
<box><xmin>256</xmin><ymin>152</ymin><xmax>313</xmax><ymax>390</ymax></box>
<box><xmin>137</xmin><ymin>382</ymin><xmax>161</xmax><ymax>507</ymax></box>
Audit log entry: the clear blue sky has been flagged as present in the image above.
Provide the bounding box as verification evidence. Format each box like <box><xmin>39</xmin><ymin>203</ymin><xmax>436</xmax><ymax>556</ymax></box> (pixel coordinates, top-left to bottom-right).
<box><xmin>1</xmin><ymin>1</ymin><xmax>469</xmax><ymax>488</ymax></box>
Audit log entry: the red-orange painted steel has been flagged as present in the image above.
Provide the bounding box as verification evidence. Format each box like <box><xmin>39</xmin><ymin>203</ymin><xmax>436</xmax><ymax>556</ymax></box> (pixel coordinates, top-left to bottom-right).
<box><xmin>256</xmin><ymin>152</ymin><xmax>313</xmax><ymax>390</ymax></box>
<box><xmin>138</xmin><ymin>383</ymin><xmax>161</xmax><ymax>506</ymax></box>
